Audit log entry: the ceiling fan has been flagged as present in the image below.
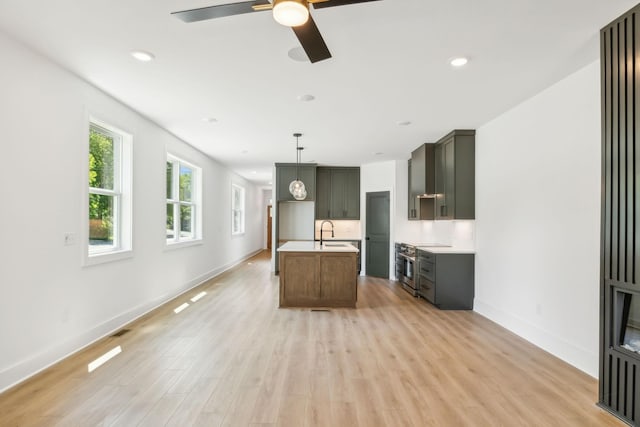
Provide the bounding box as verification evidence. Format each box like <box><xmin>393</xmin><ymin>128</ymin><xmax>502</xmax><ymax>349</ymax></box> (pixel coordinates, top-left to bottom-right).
<box><xmin>171</xmin><ymin>0</ymin><xmax>381</xmax><ymax>63</ymax></box>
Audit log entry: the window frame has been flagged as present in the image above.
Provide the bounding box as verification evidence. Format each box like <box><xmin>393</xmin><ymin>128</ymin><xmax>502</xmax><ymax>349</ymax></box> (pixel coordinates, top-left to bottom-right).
<box><xmin>231</xmin><ymin>183</ymin><xmax>245</xmax><ymax>235</ymax></box>
<box><xmin>166</xmin><ymin>154</ymin><xmax>202</xmax><ymax>247</ymax></box>
<box><xmin>84</xmin><ymin>117</ymin><xmax>133</xmax><ymax>266</ymax></box>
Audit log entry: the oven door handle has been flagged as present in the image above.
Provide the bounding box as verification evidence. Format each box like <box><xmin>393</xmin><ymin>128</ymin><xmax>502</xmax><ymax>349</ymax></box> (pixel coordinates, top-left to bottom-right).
<box><xmin>399</xmin><ymin>253</ymin><xmax>416</xmax><ymax>262</ymax></box>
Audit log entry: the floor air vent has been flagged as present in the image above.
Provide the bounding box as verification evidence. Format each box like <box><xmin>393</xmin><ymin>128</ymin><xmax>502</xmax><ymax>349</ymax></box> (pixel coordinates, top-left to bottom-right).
<box><xmin>111</xmin><ymin>329</ymin><xmax>131</xmax><ymax>337</ymax></box>
<box><xmin>311</xmin><ymin>309</ymin><xmax>330</xmax><ymax>312</ymax></box>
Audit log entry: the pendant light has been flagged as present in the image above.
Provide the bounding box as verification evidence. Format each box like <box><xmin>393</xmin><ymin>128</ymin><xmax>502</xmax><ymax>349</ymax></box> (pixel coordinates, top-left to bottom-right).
<box><xmin>289</xmin><ymin>133</ymin><xmax>307</xmax><ymax>200</ymax></box>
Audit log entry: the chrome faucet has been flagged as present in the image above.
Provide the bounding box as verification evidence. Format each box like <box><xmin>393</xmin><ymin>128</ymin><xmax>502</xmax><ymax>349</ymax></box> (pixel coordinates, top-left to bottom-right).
<box><xmin>319</xmin><ymin>220</ymin><xmax>334</xmax><ymax>245</ymax></box>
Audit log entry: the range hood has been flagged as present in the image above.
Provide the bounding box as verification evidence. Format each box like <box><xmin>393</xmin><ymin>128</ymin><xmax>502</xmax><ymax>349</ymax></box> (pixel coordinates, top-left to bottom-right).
<box><xmin>411</xmin><ymin>143</ymin><xmax>436</xmax><ymax>198</ymax></box>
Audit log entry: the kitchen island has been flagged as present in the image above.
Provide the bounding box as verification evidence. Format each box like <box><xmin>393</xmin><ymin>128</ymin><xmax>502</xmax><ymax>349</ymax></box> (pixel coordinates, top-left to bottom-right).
<box><xmin>277</xmin><ymin>241</ymin><xmax>359</xmax><ymax>308</ymax></box>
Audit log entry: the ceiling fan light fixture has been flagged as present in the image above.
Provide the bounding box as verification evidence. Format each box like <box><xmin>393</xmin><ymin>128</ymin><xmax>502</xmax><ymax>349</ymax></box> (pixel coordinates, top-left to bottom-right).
<box><xmin>273</xmin><ymin>0</ymin><xmax>309</xmax><ymax>27</ymax></box>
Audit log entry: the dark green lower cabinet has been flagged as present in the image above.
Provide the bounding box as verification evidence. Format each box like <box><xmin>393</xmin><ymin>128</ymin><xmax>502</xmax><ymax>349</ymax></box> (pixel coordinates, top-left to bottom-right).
<box><xmin>416</xmin><ymin>250</ymin><xmax>474</xmax><ymax>310</ymax></box>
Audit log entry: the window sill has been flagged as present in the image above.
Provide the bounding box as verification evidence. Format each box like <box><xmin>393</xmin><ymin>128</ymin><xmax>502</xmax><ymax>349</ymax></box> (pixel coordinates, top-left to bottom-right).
<box><xmin>84</xmin><ymin>248</ymin><xmax>133</xmax><ymax>267</ymax></box>
<box><xmin>165</xmin><ymin>238</ymin><xmax>203</xmax><ymax>251</ymax></box>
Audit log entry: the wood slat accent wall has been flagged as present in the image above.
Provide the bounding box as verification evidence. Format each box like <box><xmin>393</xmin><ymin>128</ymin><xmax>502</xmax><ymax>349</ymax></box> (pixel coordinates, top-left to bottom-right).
<box><xmin>601</xmin><ymin>5</ymin><xmax>640</xmax><ymax>424</ymax></box>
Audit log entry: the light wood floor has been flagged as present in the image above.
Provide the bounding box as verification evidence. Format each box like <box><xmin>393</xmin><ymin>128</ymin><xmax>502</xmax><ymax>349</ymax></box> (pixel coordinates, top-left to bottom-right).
<box><xmin>0</xmin><ymin>251</ymin><xmax>624</xmax><ymax>426</ymax></box>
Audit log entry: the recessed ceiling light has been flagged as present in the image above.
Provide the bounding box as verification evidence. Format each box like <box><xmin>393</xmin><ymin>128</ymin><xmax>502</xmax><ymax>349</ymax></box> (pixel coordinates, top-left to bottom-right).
<box><xmin>252</xmin><ymin>171</ymin><xmax>257</xmax><ymax>174</ymax></box>
<box><xmin>297</xmin><ymin>94</ymin><xmax>315</xmax><ymax>102</ymax></box>
<box><xmin>202</xmin><ymin>117</ymin><xmax>217</xmax><ymax>123</ymax></box>
<box><xmin>397</xmin><ymin>120</ymin><xmax>412</xmax><ymax>126</ymax></box>
<box><xmin>450</xmin><ymin>57</ymin><xmax>468</xmax><ymax>67</ymax></box>
<box><xmin>130</xmin><ymin>50</ymin><xmax>155</xmax><ymax>62</ymax></box>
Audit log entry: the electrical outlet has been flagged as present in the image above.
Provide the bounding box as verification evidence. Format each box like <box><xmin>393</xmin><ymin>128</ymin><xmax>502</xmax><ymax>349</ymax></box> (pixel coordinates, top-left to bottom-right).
<box><xmin>64</xmin><ymin>232</ymin><xmax>76</xmax><ymax>246</ymax></box>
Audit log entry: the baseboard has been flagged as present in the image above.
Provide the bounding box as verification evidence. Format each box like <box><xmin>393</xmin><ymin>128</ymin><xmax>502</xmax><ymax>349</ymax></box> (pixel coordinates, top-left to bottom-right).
<box><xmin>473</xmin><ymin>298</ymin><xmax>598</xmax><ymax>378</ymax></box>
<box><xmin>0</xmin><ymin>248</ymin><xmax>264</xmax><ymax>394</ymax></box>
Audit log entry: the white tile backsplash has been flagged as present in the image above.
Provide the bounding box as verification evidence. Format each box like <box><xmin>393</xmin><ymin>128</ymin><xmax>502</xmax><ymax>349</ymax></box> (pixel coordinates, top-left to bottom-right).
<box><xmin>314</xmin><ymin>220</ymin><xmax>362</xmax><ymax>240</ymax></box>
<box><xmin>398</xmin><ymin>220</ymin><xmax>475</xmax><ymax>248</ymax></box>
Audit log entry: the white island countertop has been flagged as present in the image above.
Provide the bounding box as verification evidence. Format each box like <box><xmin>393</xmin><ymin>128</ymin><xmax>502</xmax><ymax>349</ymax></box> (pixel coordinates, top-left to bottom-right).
<box><xmin>278</xmin><ymin>241</ymin><xmax>359</xmax><ymax>253</ymax></box>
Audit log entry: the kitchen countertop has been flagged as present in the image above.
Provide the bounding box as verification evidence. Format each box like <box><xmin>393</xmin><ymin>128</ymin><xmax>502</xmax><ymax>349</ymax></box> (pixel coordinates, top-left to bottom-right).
<box><xmin>396</xmin><ymin>241</ymin><xmax>475</xmax><ymax>254</ymax></box>
<box><xmin>278</xmin><ymin>241</ymin><xmax>359</xmax><ymax>253</ymax></box>
<box><xmin>313</xmin><ymin>238</ymin><xmax>361</xmax><ymax>242</ymax></box>
<box><xmin>415</xmin><ymin>245</ymin><xmax>475</xmax><ymax>254</ymax></box>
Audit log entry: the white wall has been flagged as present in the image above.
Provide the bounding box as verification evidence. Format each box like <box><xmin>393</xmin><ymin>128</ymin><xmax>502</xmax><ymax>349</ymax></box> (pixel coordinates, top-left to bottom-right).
<box><xmin>474</xmin><ymin>60</ymin><xmax>601</xmax><ymax>377</ymax></box>
<box><xmin>278</xmin><ymin>201</ymin><xmax>315</xmax><ymax>240</ymax></box>
<box><xmin>0</xmin><ymin>32</ymin><xmax>263</xmax><ymax>392</ymax></box>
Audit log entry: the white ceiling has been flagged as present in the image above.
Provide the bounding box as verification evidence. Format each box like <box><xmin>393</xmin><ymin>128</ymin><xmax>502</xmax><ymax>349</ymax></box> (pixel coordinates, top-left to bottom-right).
<box><xmin>0</xmin><ymin>0</ymin><xmax>636</xmax><ymax>186</ymax></box>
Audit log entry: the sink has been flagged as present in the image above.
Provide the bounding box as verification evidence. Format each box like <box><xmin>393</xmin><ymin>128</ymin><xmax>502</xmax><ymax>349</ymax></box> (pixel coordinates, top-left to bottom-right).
<box><xmin>323</xmin><ymin>242</ymin><xmax>347</xmax><ymax>247</ymax></box>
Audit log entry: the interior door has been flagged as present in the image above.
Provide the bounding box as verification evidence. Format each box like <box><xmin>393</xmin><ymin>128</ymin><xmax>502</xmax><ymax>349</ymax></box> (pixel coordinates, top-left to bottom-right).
<box><xmin>267</xmin><ymin>205</ymin><xmax>272</xmax><ymax>249</ymax></box>
<box><xmin>365</xmin><ymin>191</ymin><xmax>390</xmax><ymax>278</ymax></box>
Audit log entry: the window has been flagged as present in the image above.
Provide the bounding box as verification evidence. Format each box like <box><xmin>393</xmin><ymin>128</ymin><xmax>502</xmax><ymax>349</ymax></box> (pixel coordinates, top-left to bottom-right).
<box><xmin>88</xmin><ymin>121</ymin><xmax>132</xmax><ymax>260</ymax></box>
<box><xmin>232</xmin><ymin>184</ymin><xmax>245</xmax><ymax>235</ymax></box>
<box><xmin>167</xmin><ymin>155</ymin><xmax>201</xmax><ymax>244</ymax></box>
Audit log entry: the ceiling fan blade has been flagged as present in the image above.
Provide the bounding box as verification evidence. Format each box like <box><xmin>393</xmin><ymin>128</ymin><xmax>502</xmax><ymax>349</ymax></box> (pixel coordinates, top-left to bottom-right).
<box><xmin>172</xmin><ymin>0</ymin><xmax>272</xmax><ymax>23</ymax></box>
<box><xmin>292</xmin><ymin>15</ymin><xmax>331</xmax><ymax>63</ymax></box>
<box><xmin>311</xmin><ymin>0</ymin><xmax>381</xmax><ymax>10</ymax></box>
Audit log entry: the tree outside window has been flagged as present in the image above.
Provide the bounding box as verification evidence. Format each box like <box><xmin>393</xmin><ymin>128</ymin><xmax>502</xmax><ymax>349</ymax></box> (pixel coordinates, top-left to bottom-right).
<box><xmin>167</xmin><ymin>156</ymin><xmax>200</xmax><ymax>243</ymax></box>
<box><xmin>88</xmin><ymin>125</ymin><xmax>120</xmax><ymax>252</ymax></box>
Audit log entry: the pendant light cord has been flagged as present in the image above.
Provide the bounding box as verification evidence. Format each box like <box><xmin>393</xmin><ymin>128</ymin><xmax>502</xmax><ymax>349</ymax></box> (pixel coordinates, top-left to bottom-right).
<box><xmin>295</xmin><ymin>134</ymin><xmax>300</xmax><ymax>180</ymax></box>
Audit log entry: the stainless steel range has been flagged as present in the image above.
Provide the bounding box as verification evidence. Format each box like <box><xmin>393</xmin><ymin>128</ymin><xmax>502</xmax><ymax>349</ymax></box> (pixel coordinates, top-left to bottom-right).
<box><xmin>395</xmin><ymin>243</ymin><xmax>417</xmax><ymax>296</ymax></box>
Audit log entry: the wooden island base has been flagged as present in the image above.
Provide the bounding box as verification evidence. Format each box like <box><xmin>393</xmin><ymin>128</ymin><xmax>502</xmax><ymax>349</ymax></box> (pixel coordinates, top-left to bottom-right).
<box><xmin>279</xmin><ymin>250</ymin><xmax>357</xmax><ymax>308</ymax></box>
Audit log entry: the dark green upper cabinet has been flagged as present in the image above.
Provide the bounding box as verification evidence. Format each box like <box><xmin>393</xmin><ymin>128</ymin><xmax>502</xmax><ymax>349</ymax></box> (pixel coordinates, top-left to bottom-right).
<box><xmin>408</xmin><ymin>144</ymin><xmax>435</xmax><ymax>220</ymax></box>
<box><xmin>315</xmin><ymin>168</ymin><xmax>331</xmax><ymax>214</ymax></box>
<box><xmin>276</xmin><ymin>163</ymin><xmax>316</xmax><ymax>201</ymax></box>
<box><xmin>315</xmin><ymin>167</ymin><xmax>360</xmax><ymax>219</ymax></box>
<box><xmin>434</xmin><ymin>130</ymin><xmax>475</xmax><ymax>220</ymax></box>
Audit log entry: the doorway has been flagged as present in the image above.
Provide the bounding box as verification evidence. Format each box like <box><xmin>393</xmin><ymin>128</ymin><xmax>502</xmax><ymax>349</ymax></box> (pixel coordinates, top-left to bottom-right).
<box><xmin>365</xmin><ymin>191</ymin><xmax>390</xmax><ymax>278</ymax></box>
